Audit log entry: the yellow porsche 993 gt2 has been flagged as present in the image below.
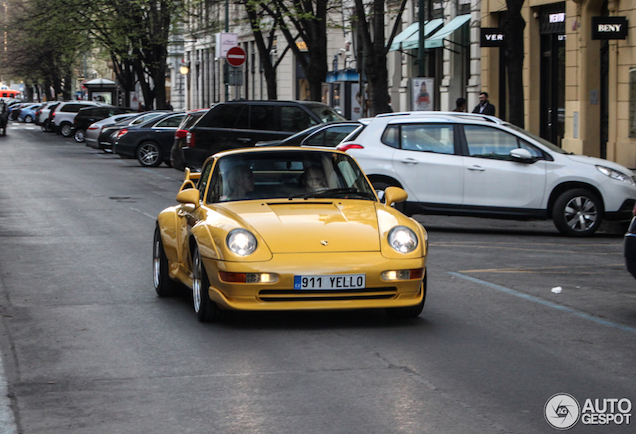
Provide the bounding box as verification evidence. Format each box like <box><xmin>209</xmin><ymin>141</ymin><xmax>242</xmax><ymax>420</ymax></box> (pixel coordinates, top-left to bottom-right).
<box><xmin>153</xmin><ymin>147</ymin><xmax>427</xmax><ymax>322</ymax></box>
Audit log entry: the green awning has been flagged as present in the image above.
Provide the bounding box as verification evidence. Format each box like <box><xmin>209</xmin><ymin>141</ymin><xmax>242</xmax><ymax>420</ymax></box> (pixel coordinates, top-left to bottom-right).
<box><xmin>389</xmin><ymin>19</ymin><xmax>444</xmax><ymax>51</ymax></box>
<box><xmin>424</xmin><ymin>15</ymin><xmax>471</xmax><ymax>49</ymax></box>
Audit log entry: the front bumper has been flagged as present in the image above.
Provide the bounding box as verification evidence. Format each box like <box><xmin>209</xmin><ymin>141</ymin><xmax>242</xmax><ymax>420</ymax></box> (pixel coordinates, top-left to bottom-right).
<box><xmin>201</xmin><ymin>252</ymin><xmax>426</xmax><ymax>311</ymax></box>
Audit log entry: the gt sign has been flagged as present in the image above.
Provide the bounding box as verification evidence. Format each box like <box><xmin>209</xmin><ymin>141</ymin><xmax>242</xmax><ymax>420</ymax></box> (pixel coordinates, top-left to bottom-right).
<box><xmin>226</xmin><ymin>46</ymin><xmax>246</xmax><ymax>67</ymax></box>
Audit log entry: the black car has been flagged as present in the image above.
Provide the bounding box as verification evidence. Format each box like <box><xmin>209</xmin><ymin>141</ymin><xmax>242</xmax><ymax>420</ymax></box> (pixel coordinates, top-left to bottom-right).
<box><xmin>176</xmin><ymin>100</ymin><xmax>346</xmax><ymax>170</ymax></box>
<box><xmin>255</xmin><ymin>122</ymin><xmax>362</xmax><ymax>148</ymax></box>
<box><xmin>73</xmin><ymin>106</ymin><xmax>135</xmax><ymax>142</ymax></box>
<box><xmin>624</xmin><ymin>205</ymin><xmax>636</xmax><ymax>278</ymax></box>
<box><xmin>170</xmin><ymin>108</ymin><xmax>211</xmax><ymax>170</ymax></box>
<box><xmin>113</xmin><ymin>112</ymin><xmax>185</xmax><ymax>167</ymax></box>
<box><xmin>96</xmin><ymin>112</ymin><xmax>169</xmax><ymax>152</ymax></box>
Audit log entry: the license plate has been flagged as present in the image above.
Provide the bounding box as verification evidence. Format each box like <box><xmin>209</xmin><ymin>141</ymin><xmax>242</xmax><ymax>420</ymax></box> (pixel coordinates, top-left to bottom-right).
<box><xmin>294</xmin><ymin>274</ymin><xmax>366</xmax><ymax>290</ymax></box>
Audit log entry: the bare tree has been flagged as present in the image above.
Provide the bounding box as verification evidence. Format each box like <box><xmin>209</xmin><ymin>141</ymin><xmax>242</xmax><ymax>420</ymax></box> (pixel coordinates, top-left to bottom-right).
<box><xmin>353</xmin><ymin>0</ymin><xmax>407</xmax><ymax>116</ymax></box>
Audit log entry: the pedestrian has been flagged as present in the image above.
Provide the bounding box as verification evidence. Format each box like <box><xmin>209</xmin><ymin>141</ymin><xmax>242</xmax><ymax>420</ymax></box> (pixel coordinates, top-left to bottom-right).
<box><xmin>472</xmin><ymin>92</ymin><xmax>496</xmax><ymax>115</ymax></box>
<box><xmin>453</xmin><ymin>97</ymin><xmax>466</xmax><ymax>112</ymax></box>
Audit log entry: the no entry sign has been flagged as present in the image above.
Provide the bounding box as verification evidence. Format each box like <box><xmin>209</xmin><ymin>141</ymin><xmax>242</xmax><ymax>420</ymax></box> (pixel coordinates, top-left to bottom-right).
<box><xmin>226</xmin><ymin>46</ymin><xmax>246</xmax><ymax>67</ymax></box>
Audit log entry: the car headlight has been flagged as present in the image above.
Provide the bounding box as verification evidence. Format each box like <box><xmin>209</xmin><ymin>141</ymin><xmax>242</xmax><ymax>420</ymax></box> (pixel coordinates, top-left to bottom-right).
<box><xmin>226</xmin><ymin>229</ymin><xmax>257</xmax><ymax>256</ymax></box>
<box><xmin>388</xmin><ymin>226</ymin><xmax>418</xmax><ymax>254</ymax></box>
<box><xmin>596</xmin><ymin>165</ymin><xmax>635</xmax><ymax>184</ymax></box>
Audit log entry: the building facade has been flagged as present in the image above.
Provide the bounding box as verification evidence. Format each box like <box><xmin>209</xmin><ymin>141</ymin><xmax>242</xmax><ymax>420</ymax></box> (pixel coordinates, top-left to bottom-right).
<box><xmin>478</xmin><ymin>0</ymin><xmax>636</xmax><ymax>168</ymax></box>
<box><xmin>169</xmin><ymin>0</ymin><xmax>636</xmax><ymax>168</ymax></box>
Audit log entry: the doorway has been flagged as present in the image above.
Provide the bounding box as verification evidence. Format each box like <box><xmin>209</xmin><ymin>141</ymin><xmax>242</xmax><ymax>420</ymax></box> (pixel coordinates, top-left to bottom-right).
<box><xmin>539</xmin><ymin>3</ymin><xmax>566</xmax><ymax>147</ymax></box>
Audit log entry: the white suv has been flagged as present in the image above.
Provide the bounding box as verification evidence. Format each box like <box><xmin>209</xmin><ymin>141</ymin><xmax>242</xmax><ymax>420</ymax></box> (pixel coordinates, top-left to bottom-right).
<box><xmin>337</xmin><ymin>112</ymin><xmax>636</xmax><ymax>236</ymax></box>
<box><xmin>51</xmin><ymin>101</ymin><xmax>104</xmax><ymax>137</ymax></box>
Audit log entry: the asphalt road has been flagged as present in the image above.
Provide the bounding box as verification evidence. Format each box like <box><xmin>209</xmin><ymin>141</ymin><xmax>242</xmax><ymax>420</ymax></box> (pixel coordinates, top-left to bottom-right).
<box><xmin>0</xmin><ymin>121</ymin><xmax>635</xmax><ymax>433</ymax></box>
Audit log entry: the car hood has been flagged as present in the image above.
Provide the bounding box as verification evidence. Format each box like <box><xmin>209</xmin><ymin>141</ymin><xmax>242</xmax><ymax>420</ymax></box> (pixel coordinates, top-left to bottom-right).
<box><xmin>219</xmin><ymin>200</ymin><xmax>381</xmax><ymax>253</ymax></box>
<box><xmin>564</xmin><ymin>154</ymin><xmax>634</xmax><ymax>174</ymax></box>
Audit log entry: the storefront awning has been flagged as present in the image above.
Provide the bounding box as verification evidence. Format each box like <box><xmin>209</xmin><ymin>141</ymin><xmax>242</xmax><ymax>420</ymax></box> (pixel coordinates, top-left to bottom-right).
<box><xmin>389</xmin><ymin>19</ymin><xmax>444</xmax><ymax>51</ymax></box>
<box><xmin>424</xmin><ymin>14</ymin><xmax>471</xmax><ymax>48</ymax></box>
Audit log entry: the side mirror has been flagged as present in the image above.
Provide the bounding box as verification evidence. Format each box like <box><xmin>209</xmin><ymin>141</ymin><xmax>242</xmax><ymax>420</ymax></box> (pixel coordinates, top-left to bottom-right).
<box><xmin>384</xmin><ymin>186</ymin><xmax>408</xmax><ymax>207</ymax></box>
<box><xmin>176</xmin><ymin>188</ymin><xmax>200</xmax><ymax>207</ymax></box>
<box><xmin>510</xmin><ymin>148</ymin><xmax>535</xmax><ymax>163</ymax></box>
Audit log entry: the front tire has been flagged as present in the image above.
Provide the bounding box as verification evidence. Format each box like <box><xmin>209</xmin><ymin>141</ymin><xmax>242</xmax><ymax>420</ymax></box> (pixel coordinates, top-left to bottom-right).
<box><xmin>553</xmin><ymin>188</ymin><xmax>603</xmax><ymax>237</ymax></box>
<box><xmin>385</xmin><ymin>274</ymin><xmax>427</xmax><ymax>319</ymax></box>
<box><xmin>137</xmin><ymin>141</ymin><xmax>163</xmax><ymax>167</ymax></box>
<box><xmin>153</xmin><ymin>227</ymin><xmax>178</xmax><ymax>297</ymax></box>
<box><xmin>192</xmin><ymin>246</ymin><xmax>227</xmax><ymax>322</ymax></box>
<box><xmin>24</xmin><ymin>115</ymin><xmax>33</xmax><ymax>123</ymax></box>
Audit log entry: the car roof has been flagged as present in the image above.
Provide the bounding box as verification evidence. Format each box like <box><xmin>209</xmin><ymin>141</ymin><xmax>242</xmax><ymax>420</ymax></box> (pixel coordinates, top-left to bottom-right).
<box><xmin>359</xmin><ymin>111</ymin><xmax>505</xmax><ymax>125</ymax></box>
<box><xmin>205</xmin><ymin>145</ymin><xmax>348</xmax><ymax>166</ymax></box>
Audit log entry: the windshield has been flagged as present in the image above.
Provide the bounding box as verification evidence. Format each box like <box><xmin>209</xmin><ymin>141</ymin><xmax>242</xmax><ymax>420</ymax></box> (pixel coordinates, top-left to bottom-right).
<box><xmin>504</xmin><ymin>123</ymin><xmax>569</xmax><ymax>154</ymax></box>
<box><xmin>307</xmin><ymin>105</ymin><xmax>347</xmax><ymax>123</ymax></box>
<box><xmin>206</xmin><ymin>150</ymin><xmax>376</xmax><ymax>203</ymax></box>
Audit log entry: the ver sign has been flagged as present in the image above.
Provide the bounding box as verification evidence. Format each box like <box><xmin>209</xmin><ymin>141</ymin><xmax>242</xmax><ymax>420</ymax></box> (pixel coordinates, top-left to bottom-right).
<box><xmin>226</xmin><ymin>46</ymin><xmax>246</xmax><ymax>67</ymax></box>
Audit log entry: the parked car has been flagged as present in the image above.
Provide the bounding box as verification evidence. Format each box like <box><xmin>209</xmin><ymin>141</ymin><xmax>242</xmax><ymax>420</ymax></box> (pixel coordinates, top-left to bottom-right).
<box><xmin>51</xmin><ymin>101</ymin><xmax>105</xmax><ymax>137</ymax></box>
<box><xmin>624</xmin><ymin>206</ymin><xmax>636</xmax><ymax>278</ymax></box>
<box><xmin>255</xmin><ymin>121</ymin><xmax>363</xmax><ymax>148</ymax></box>
<box><xmin>336</xmin><ymin>111</ymin><xmax>636</xmax><ymax>237</ymax></box>
<box><xmin>153</xmin><ymin>147</ymin><xmax>427</xmax><ymax>322</ymax></box>
<box><xmin>17</xmin><ymin>104</ymin><xmax>41</xmax><ymax>123</ymax></box>
<box><xmin>8</xmin><ymin>103</ymin><xmax>29</xmax><ymax>121</ymax></box>
<box><xmin>39</xmin><ymin>102</ymin><xmax>62</xmax><ymax>131</ymax></box>
<box><xmin>170</xmin><ymin>108</ymin><xmax>211</xmax><ymax>170</ymax></box>
<box><xmin>34</xmin><ymin>102</ymin><xmax>52</xmax><ymax>125</ymax></box>
<box><xmin>73</xmin><ymin>106</ymin><xmax>135</xmax><ymax>142</ymax></box>
<box><xmin>174</xmin><ymin>100</ymin><xmax>346</xmax><ymax>170</ymax></box>
<box><xmin>113</xmin><ymin>112</ymin><xmax>185</xmax><ymax>166</ymax></box>
<box><xmin>97</xmin><ymin>111</ymin><xmax>169</xmax><ymax>152</ymax></box>
<box><xmin>85</xmin><ymin>113</ymin><xmax>141</xmax><ymax>151</ymax></box>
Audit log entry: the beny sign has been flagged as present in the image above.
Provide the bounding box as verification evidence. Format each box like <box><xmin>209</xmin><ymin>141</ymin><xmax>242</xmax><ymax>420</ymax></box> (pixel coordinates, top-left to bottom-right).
<box><xmin>480</xmin><ymin>28</ymin><xmax>505</xmax><ymax>47</ymax></box>
<box><xmin>592</xmin><ymin>16</ymin><xmax>628</xmax><ymax>39</ymax></box>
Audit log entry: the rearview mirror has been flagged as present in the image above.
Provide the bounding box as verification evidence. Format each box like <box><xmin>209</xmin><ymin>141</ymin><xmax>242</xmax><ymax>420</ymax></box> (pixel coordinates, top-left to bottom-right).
<box><xmin>384</xmin><ymin>186</ymin><xmax>408</xmax><ymax>207</ymax></box>
<box><xmin>510</xmin><ymin>148</ymin><xmax>535</xmax><ymax>163</ymax></box>
<box><xmin>176</xmin><ymin>188</ymin><xmax>200</xmax><ymax>207</ymax></box>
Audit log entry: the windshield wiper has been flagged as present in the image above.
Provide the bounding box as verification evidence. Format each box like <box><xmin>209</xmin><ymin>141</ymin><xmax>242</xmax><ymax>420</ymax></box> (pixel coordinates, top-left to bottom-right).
<box><xmin>288</xmin><ymin>188</ymin><xmax>375</xmax><ymax>200</ymax></box>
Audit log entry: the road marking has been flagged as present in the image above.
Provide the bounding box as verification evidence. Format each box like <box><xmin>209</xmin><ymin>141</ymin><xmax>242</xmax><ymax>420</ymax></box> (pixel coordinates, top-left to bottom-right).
<box><xmin>458</xmin><ymin>264</ymin><xmax>624</xmax><ymax>274</ymax></box>
<box><xmin>449</xmin><ymin>272</ymin><xmax>636</xmax><ymax>335</ymax></box>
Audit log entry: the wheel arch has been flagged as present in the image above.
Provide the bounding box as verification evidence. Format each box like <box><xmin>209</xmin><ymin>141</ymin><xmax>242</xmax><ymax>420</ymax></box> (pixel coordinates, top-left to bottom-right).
<box><xmin>547</xmin><ymin>182</ymin><xmax>605</xmax><ymax>218</ymax></box>
<box><xmin>366</xmin><ymin>174</ymin><xmax>404</xmax><ymax>189</ymax></box>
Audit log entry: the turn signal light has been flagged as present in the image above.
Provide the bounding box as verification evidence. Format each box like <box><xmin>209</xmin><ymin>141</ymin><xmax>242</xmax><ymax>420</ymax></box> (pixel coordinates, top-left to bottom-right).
<box><xmin>219</xmin><ymin>272</ymin><xmax>278</xmax><ymax>283</ymax></box>
<box><xmin>381</xmin><ymin>268</ymin><xmax>424</xmax><ymax>281</ymax></box>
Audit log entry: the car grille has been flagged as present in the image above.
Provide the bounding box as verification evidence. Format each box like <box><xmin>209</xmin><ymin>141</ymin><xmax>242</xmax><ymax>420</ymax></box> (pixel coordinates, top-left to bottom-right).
<box><xmin>258</xmin><ymin>287</ymin><xmax>398</xmax><ymax>302</ymax></box>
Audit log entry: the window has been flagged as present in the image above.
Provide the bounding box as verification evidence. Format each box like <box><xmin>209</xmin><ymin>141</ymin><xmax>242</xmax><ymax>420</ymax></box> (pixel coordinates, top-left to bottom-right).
<box><xmin>398</xmin><ymin>124</ymin><xmax>455</xmax><ymax>154</ymax></box>
<box><xmin>464</xmin><ymin>125</ymin><xmax>543</xmax><ymax>160</ymax></box>
<box><xmin>206</xmin><ymin>151</ymin><xmax>376</xmax><ymax>203</ymax></box>
<box><xmin>155</xmin><ymin>115</ymin><xmax>184</xmax><ymax>128</ymax></box>
<box><xmin>198</xmin><ymin>162</ymin><xmax>214</xmax><ymax>202</ymax></box>
<box><xmin>281</xmin><ymin>106</ymin><xmax>315</xmax><ymax>131</ymax></box>
<box><xmin>303</xmin><ymin>125</ymin><xmax>359</xmax><ymax>147</ymax></box>
<box><xmin>205</xmin><ymin>104</ymin><xmax>244</xmax><ymax>128</ymax></box>
<box><xmin>249</xmin><ymin>105</ymin><xmax>276</xmax><ymax>131</ymax></box>
<box><xmin>381</xmin><ymin>125</ymin><xmax>400</xmax><ymax>148</ymax></box>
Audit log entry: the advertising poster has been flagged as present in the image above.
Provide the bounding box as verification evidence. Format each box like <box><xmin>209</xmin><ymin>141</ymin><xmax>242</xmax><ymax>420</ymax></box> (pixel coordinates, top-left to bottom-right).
<box><xmin>412</xmin><ymin>77</ymin><xmax>434</xmax><ymax>111</ymax></box>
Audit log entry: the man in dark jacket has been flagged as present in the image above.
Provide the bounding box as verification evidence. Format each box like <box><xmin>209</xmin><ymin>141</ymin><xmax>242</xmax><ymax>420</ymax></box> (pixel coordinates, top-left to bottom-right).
<box><xmin>472</xmin><ymin>92</ymin><xmax>496</xmax><ymax>115</ymax></box>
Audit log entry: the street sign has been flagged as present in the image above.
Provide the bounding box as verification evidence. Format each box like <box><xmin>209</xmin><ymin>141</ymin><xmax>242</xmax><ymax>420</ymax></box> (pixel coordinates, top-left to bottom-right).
<box><xmin>226</xmin><ymin>46</ymin><xmax>246</xmax><ymax>67</ymax></box>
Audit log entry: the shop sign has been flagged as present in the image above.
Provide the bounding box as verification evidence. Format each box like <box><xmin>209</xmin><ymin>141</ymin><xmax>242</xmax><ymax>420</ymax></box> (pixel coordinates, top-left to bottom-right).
<box><xmin>480</xmin><ymin>28</ymin><xmax>505</xmax><ymax>47</ymax></box>
<box><xmin>592</xmin><ymin>17</ymin><xmax>628</xmax><ymax>39</ymax></box>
